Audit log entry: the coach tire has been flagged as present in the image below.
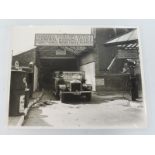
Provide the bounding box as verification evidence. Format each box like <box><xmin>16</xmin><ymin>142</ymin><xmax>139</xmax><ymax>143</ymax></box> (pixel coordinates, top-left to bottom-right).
<box><xmin>86</xmin><ymin>93</ymin><xmax>91</xmax><ymax>101</ymax></box>
<box><xmin>60</xmin><ymin>92</ymin><xmax>66</xmax><ymax>103</ymax></box>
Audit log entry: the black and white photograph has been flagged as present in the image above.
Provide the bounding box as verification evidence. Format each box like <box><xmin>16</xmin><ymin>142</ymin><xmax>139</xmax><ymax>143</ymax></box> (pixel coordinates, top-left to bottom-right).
<box><xmin>8</xmin><ymin>26</ymin><xmax>147</xmax><ymax>128</ymax></box>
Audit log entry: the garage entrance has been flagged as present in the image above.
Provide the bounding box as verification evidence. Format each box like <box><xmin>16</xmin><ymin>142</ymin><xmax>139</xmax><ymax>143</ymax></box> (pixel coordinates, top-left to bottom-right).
<box><xmin>35</xmin><ymin>34</ymin><xmax>94</xmax><ymax>91</ymax></box>
<box><xmin>38</xmin><ymin>57</ymin><xmax>78</xmax><ymax>90</ymax></box>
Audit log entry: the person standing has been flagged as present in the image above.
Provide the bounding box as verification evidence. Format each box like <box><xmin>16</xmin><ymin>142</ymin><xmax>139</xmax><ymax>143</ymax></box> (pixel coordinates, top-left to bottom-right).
<box><xmin>129</xmin><ymin>64</ymin><xmax>138</xmax><ymax>101</ymax></box>
<box><xmin>122</xmin><ymin>61</ymin><xmax>138</xmax><ymax>101</ymax></box>
<box><xmin>55</xmin><ymin>71</ymin><xmax>65</xmax><ymax>98</ymax></box>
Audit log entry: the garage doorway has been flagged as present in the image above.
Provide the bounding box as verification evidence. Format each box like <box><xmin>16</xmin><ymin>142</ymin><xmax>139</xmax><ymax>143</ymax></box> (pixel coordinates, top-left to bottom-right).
<box><xmin>39</xmin><ymin>58</ymin><xmax>78</xmax><ymax>90</ymax></box>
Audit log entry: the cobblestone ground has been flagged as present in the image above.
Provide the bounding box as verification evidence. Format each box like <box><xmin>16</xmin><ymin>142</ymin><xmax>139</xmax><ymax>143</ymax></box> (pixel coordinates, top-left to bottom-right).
<box><xmin>23</xmin><ymin>91</ymin><xmax>147</xmax><ymax>128</ymax></box>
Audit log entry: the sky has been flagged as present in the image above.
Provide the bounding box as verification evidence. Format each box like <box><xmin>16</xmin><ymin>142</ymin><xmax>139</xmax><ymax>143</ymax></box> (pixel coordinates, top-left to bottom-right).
<box><xmin>11</xmin><ymin>26</ymin><xmax>92</xmax><ymax>55</ymax></box>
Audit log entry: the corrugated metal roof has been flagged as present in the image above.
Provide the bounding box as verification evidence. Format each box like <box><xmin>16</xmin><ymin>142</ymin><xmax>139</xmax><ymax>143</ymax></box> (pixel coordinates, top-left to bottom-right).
<box><xmin>104</xmin><ymin>29</ymin><xmax>138</xmax><ymax>46</ymax></box>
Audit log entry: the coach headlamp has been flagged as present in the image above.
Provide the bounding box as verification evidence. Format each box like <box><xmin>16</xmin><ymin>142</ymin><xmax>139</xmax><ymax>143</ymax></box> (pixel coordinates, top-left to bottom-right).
<box><xmin>86</xmin><ymin>84</ymin><xmax>92</xmax><ymax>91</ymax></box>
<box><xmin>59</xmin><ymin>84</ymin><xmax>66</xmax><ymax>90</ymax></box>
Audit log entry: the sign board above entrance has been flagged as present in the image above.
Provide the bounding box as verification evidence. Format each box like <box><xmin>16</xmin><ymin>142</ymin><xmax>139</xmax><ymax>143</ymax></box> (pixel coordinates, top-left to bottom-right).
<box><xmin>56</xmin><ymin>49</ymin><xmax>66</xmax><ymax>55</ymax></box>
<box><xmin>35</xmin><ymin>34</ymin><xmax>94</xmax><ymax>46</ymax></box>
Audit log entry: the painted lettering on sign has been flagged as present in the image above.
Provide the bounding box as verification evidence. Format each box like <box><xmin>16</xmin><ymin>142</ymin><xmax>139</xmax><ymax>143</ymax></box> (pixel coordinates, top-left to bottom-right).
<box><xmin>117</xmin><ymin>50</ymin><xmax>139</xmax><ymax>59</ymax></box>
<box><xmin>35</xmin><ymin>34</ymin><xmax>94</xmax><ymax>46</ymax></box>
<box><xmin>56</xmin><ymin>49</ymin><xmax>66</xmax><ymax>55</ymax></box>
<box><xmin>96</xmin><ymin>78</ymin><xmax>105</xmax><ymax>86</ymax></box>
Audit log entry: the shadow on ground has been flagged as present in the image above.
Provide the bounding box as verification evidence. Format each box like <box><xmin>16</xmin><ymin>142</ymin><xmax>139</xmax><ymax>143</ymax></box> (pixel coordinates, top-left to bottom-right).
<box><xmin>47</xmin><ymin>90</ymin><xmax>142</xmax><ymax>105</ymax></box>
<box><xmin>23</xmin><ymin>107</ymin><xmax>51</xmax><ymax>126</ymax></box>
<box><xmin>60</xmin><ymin>94</ymin><xmax>127</xmax><ymax>105</ymax></box>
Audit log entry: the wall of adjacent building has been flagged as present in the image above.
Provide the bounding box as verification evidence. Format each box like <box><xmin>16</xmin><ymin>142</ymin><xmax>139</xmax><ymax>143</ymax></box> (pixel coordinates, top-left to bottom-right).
<box><xmin>12</xmin><ymin>48</ymin><xmax>36</xmax><ymax>67</ymax></box>
<box><xmin>79</xmin><ymin>49</ymin><xmax>96</xmax><ymax>91</ymax></box>
<box><xmin>12</xmin><ymin>48</ymin><xmax>38</xmax><ymax>92</ymax></box>
<box><xmin>92</xmin><ymin>28</ymin><xmax>133</xmax><ymax>91</ymax></box>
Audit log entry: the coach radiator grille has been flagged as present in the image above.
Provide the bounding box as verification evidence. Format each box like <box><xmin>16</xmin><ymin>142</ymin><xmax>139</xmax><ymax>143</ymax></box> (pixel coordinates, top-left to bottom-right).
<box><xmin>71</xmin><ymin>83</ymin><xmax>81</xmax><ymax>91</ymax></box>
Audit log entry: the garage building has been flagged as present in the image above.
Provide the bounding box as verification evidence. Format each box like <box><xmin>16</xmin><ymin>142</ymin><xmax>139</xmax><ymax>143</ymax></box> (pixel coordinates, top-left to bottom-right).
<box><xmin>12</xmin><ymin>28</ymin><xmax>139</xmax><ymax>93</ymax></box>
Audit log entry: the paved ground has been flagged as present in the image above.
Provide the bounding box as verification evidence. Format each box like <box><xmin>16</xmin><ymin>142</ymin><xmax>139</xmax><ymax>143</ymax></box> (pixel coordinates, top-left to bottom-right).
<box><xmin>23</xmin><ymin>91</ymin><xmax>147</xmax><ymax>128</ymax></box>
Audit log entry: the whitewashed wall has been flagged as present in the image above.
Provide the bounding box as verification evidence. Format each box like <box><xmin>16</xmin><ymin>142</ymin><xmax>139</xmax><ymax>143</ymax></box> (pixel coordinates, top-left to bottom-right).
<box><xmin>80</xmin><ymin>62</ymin><xmax>96</xmax><ymax>91</ymax></box>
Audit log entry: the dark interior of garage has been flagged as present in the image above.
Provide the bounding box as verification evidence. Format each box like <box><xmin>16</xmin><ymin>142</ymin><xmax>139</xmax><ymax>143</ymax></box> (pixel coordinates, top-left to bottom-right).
<box><xmin>38</xmin><ymin>58</ymin><xmax>78</xmax><ymax>90</ymax></box>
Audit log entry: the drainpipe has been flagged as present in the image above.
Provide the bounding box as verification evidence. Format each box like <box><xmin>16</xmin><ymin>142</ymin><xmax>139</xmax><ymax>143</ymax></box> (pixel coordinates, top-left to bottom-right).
<box><xmin>107</xmin><ymin>56</ymin><xmax>117</xmax><ymax>71</ymax></box>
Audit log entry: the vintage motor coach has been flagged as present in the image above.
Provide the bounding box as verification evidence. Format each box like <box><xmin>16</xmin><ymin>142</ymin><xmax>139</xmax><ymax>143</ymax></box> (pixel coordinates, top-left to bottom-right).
<box><xmin>52</xmin><ymin>71</ymin><xmax>92</xmax><ymax>102</ymax></box>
